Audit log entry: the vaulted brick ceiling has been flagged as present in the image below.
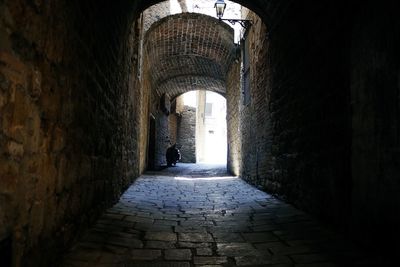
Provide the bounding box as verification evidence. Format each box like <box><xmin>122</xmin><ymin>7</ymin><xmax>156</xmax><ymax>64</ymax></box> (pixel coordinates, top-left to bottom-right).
<box><xmin>137</xmin><ymin>0</ymin><xmax>270</xmax><ymax>21</ymax></box>
<box><xmin>144</xmin><ymin>13</ymin><xmax>236</xmax><ymax>99</ymax></box>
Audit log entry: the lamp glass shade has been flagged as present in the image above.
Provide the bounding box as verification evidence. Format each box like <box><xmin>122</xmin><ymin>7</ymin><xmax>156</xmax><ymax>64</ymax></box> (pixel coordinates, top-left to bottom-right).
<box><xmin>214</xmin><ymin>0</ymin><xmax>226</xmax><ymax>19</ymax></box>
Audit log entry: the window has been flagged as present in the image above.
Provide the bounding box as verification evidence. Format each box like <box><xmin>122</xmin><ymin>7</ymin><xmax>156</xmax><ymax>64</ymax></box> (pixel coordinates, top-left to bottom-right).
<box><xmin>205</xmin><ymin>102</ymin><xmax>213</xmax><ymax>117</ymax></box>
<box><xmin>242</xmin><ymin>33</ymin><xmax>251</xmax><ymax>105</ymax></box>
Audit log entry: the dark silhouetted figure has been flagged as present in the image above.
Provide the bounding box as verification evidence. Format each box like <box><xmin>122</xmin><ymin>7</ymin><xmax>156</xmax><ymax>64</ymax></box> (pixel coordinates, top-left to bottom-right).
<box><xmin>166</xmin><ymin>144</ymin><xmax>181</xmax><ymax>167</ymax></box>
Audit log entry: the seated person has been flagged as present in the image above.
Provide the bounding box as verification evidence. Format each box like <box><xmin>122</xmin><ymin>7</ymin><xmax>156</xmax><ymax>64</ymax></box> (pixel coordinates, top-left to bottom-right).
<box><xmin>166</xmin><ymin>144</ymin><xmax>181</xmax><ymax>166</ymax></box>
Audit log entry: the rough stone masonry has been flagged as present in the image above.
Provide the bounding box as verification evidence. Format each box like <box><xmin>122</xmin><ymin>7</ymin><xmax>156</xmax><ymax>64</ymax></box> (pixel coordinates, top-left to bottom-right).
<box><xmin>0</xmin><ymin>0</ymin><xmax>399</xmax><ymax>266</ymax></box>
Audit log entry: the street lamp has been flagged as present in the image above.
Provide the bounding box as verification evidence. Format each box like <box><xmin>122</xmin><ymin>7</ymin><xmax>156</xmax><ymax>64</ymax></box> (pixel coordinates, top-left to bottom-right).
<box><xmin>214</xmin><ymin>0</ymin><xmax>252</xmax><ymax>29</ymax></box>
<box><xmin>214</xmin><ymin>0</ymin><xmax>226</xmax><ymax>19</ymax></box>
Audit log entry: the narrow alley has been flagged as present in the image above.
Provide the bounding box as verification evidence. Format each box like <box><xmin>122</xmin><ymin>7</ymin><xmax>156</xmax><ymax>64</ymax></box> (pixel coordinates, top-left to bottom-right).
<box><xmin>1</xmin><ymin>1</ymin><xmax>399</xmax><ymax>266</ymax></box>
<box><xmin>61</xmin><ymin>164</ymin><xmax>375</xmax><ymax>267</ymax></box>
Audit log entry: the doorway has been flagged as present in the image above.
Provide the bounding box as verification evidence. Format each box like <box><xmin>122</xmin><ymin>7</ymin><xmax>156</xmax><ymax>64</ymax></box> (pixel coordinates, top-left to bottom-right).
<box><xmin>147</xmin><ymin>115</ymin><xmax>156</xmax><ymax>170</ymax></box>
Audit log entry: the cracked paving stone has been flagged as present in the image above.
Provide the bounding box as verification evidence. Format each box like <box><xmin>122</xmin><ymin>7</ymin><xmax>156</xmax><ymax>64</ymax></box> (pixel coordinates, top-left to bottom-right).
<box><xmin>269</xmin><ymin>244</ymin><xmax>314</xmax><ymax>255</ymax></box>
<box><xmin>105</xmin><ymin>237</ymin><xmax>143</xmax><ymax>248</ymax></box>
<box><xmin>174</xmin><ymin>226</ymin><xmax>207</xmax><ymax>233</ymax></box>
<box><xmin>103</xmin><ymin>245</ymin><xmax>129</xmax><ymax>255</ymax></box>
<box><xmin>178</xmin><ymin>242</ymin><xmax>211</xmax><ymax>248</ymax></box>
<box><xmin>145</xmin><ymin>241</ymin><xmax>176</xmax><ymax>249</ymax></box>
<box><xmin>129</xmin><ymin>262</ymin><xmax>190</xmax><ymax>267</ymax></box>
<box><xmin>63</xmin><ymin>249</ymin><xmax>101</xmax><ymax>261</ymax></box>
<box><xmin>196</xmin><ymin>247</ymin><xmax>213</xmax><ymax>256</ymax></box>
<box><xmin>145</xmin><ymin>232</ymin><xmax>177</xmax><ymax>242</ymax></box>
<box><xmin>217</xmin><ymin>242</ymin><xmax>268</xmax><ymax>257</ymax></box>
<box><xmin>251</xmin><ymin>224</ymin><xmax>280</xmax><ymax>232</ymax></box>
<box><xmin>108</xmin><ymin>232</ymin><xmax>139</xmax><ymax>239</ymax></box>
<box><xmin>241</xmin><ymin>232</ymin><xmax>279</xmax><ymax>242</ymax></box>
<box><xmin>212</xmin><ymin>232</ymin><xmax>244</xmax><ymax>242</ymax></box>
<box><xmin>234</xmin><ymin>255</ymin><xmax>292</xmax><ymax>266</ymax></box>
<box><xmin>125</xmin><ymin>215</ymin><xmax>154</xmax><ymax>224</ymax></box>
<box><xmin>101</xmin><ymin>213</ymin><xmax>125</xmax><ymax>220</ymax></box>
<box><xmin>131</xmin><ymin>249</ymin><xmax>162</xmax><ymax>260</ymax></box>
<box><xmin>193</xmin><ymin>256</ymin><xmax>228</xmax><ymax>265</ymax></box>
<box><xmin>178</xmin><ymin>233</ymin><xmax>214</xmax><ymax>242</ymax></box>
<box><xmin>96</xmin><ymin>252</ymin><xmax>125</xmax><ymax>264</ymax></box>
<box><xmin>165</xmin><ymin>249</ymin><xmax>192</xmax><ymax>260</ymax></box>
<box><xmin>180</xmin><ymin>220</ymin><xmax>215</xmax><ymax>227</ymax></box>
<box><xmin>75</xmin><ymin>242</ymin><xmax>104</xmax><ymax>250</ymax></box>
<box><xmin>136</xmin><ymin>224</ymin><xmax>173</xmax><ymax>232</ymax></box>
<box><xmin>154</xmin><ymin>219</ymin><xmax>179</xmax><ymax>226</ymax></box>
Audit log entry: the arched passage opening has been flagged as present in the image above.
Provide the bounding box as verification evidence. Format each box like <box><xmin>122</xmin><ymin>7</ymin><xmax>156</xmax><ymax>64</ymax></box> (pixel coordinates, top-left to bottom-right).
<box><xmin>140</xmin><ymin>11</ymin><xmax>237</xmax><ymax>170</ymax></box>
<box><xmin>170</xmin><ymin>90</ymin><xmax>228</xmax><ymax>165</ymax></box>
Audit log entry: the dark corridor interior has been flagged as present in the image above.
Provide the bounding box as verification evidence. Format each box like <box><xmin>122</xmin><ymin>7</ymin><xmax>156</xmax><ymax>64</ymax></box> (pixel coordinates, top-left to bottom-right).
<box><xmin>0</xmin><ymin>0</ymin><xmax>399</xmax><ymax>266</ymax></box>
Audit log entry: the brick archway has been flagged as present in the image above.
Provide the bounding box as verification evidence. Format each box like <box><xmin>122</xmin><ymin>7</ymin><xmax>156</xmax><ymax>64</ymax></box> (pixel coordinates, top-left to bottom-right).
<box><xmin>137</xmin><ymin>0</ymin><xmax>268</xmax><ymax>23</ymax></box>
<box><xmin>144</xmin><ymin>13</ymin><xmax>236</xmax><ymax>99</ymax></box>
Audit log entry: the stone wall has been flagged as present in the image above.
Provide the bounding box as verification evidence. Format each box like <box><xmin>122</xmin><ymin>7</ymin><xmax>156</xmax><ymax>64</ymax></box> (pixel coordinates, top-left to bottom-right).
<box><xmin>155</xmin><ymin>111</ymin><xmax>170</xmax><ymax>167</ymax></box>
<box><xmin>239</xmin><ymin>12</ymin><xmax>273</xmax><ymax>188</ymax></box>
<box><xmin>150</xmin><ymin>91</ymin><xmax>170</xmax><ymax>168</ymax></box>
<box><xmin>239</xmin><ymin>3</ymin><xmax>353</xmax><ymax>227</ymax></box>
<box><xmin>142</xmin><ymin>48</ymin><xmax>169</xmax><ymax>170</ymax></box>
<box><xmin>226</xmin><ymin>61</ymin><xmax>241</xmax><ymax>176</ymax></box>
<box><xmin>142</xmin><ymin>1</ymin><xmax>170</xmax><ymax>32</ymax></box>
<box><xmin>138</xmin><ymin>55</ymin><xmax>151</xmax><ymax>173</ymax></box>
<box><xmin>349</xmin><ymin>1</ymin><xmax>400</xmax><ymax>250</ymax></box>
<box><xmin>236</xmin><ymin>1</ymin><xmax>400</xmax><ymax>253</ymax></box>
<box><xmin>177</xmin><ymin>106</ymin><xmax>196</xmax><ymax>163</ymax></box>
<box><xmin>168</xmin><ymin>96</ymin><xmax>184</xmax><ymax>146</ymax></box>
<box><xmin>139</xmin><ymin>37</ymin><xmax>153</xmax><ymax>172</ymax></box>
<box><xmin>168</xmin><ymin>113</ymin><xmax>178</xmax><ymax>147</ymax></box>
<box><xmin>0</xmin><ymin>0</ymin><xmax>144</xmax><ymax>266</ymax></box>
<box><xmin>266</xmin><ymin>1</ymin><xmax>353</xmax><ymax>226</ymax></box>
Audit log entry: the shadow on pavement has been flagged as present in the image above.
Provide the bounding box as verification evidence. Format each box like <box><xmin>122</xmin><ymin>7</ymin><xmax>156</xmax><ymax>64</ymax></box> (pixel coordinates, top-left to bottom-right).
<box><xmin>144</xmin><ymin>163</ymin><xmax>233</xmax><ymax>178</ymax></box>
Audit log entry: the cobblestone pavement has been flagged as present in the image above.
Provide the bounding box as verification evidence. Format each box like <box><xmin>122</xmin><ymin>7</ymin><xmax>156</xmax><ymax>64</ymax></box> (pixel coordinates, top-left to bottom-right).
<box><xmin>61</xmin><ymin>164</ymin><xmax>379</xmax><ymax>267</ymax></box>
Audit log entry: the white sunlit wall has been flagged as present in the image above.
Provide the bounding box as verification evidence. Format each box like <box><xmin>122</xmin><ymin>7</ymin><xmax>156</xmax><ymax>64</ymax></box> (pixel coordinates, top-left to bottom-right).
<box><xmin>181</xmin><ymin>91</ymin><xmax>227</xmax><ymax>164</ymax></box>
<box><xmin>201</xmin><ymin>91</ymin><xmax>227</xmax><ymax>163</ymax></box>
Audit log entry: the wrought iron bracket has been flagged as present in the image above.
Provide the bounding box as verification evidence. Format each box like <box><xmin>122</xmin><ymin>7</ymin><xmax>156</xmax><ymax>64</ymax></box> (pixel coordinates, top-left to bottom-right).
<box><xmin>219</xmin><ymin>18</ymin><xmax>252</xmax><ymax>29</ymax></box>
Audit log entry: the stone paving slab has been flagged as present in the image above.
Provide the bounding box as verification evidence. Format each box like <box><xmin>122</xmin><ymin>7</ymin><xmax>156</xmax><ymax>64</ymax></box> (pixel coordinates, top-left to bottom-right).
<box><xmin>145</xmin><ymin>232</ymin><xmax>177</xmax><ymax>242</ymax></box>
<box><xmin>61</xmin><ymin>163</ymin><xmax>380</xmax><ymax>267</ymax></box>
<box><xmin>145</xmin><ymin>241</ymin><xmax>176</xmax><ymax>249</ymax></box>
<box><xmin>234</xmin><ymin>254</ymin><xmax>291</xmax><ymax>266</ymax></box>
<box><xmin>193</xmin><ymin>256</ymin><xmax>228</xmax><ymax>265</ymax></box>
<box><xmin>165</xmin><ymin>249</ymin><xmax>192</xmax><ymax>260</ymax></box>
<box><xmin>216</xmin><ymin>242</ymin><xmax>266</xmax><ymax>257</ymax></box>
<box><xmin>131</xmin><ymin>249</ymin><xmax>162</xmax><ymax>260</ymax></box>
<box><xmin>178</xmin><ymin>232</ymin><xmax>214</xmax><ymax>243</ymax></box>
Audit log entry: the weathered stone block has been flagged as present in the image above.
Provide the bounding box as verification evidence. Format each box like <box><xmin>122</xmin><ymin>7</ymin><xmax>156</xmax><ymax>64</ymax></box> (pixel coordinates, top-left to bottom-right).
<box><xmin>6</xmin><ymin>140</ymin><xmax>24</xmax><ymax>158</ymax></box>
<box><xmin>29</xmin><ymin>200</ymin><xmax>45</xmax><ymax>239</ymax></box>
